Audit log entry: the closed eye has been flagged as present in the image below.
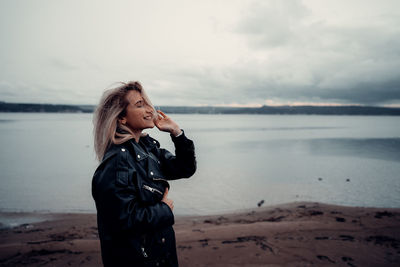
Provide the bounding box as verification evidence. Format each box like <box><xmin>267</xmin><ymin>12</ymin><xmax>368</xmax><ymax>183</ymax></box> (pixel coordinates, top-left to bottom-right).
<box><xmin>135</xmin><ymin>100</ymin><xmax>144</xmax><ymax>107</ymax></box>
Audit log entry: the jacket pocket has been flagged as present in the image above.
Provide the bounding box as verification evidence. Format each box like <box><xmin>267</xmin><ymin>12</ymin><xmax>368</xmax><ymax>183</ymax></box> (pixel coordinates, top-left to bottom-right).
<box><xmin>137</xmin><ymin>182</ymin><xmax>165</xmax><ymax>204</ymax></box>
<box><xmin>116</xmin><ymin>170</ymin><xmax>129</xmax><ymax>187</ymax></box>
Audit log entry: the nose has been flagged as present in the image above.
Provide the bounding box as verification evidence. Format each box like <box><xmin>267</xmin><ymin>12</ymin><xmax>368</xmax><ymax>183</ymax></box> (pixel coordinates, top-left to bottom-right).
<box><xmin>145</xmin><ymin>104</ymin><xmax>154</xmax><ymax>114</ymax></box>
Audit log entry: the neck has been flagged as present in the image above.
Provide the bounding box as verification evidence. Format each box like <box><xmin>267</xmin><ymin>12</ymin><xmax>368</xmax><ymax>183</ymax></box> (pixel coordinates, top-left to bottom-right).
<box><xmin>131</xmin><ymin>130</ymin><xmax>142</xmax><ymax>143</ymax></box>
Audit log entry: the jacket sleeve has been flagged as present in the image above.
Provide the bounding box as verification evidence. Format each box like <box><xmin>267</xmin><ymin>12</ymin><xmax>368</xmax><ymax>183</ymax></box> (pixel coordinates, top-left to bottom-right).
<box><xmin>111</xmin><ymin>181</ymin><xmax>174</xmax><ymax>234</ymax></box>
<box><xmin>158</xmin><ymin>130</ymin><xmax>197</xmax><ymax>180</ymax></box>
<box><xmin>93</xmin><ymin>150</ymin><xmax>174</xmax><ymax>235</ymax></box>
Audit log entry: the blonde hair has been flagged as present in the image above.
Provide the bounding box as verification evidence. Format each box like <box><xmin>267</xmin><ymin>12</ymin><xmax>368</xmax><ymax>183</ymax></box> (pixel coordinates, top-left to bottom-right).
<box><xmin>93</xmin><ymin>81</ymin><xmax>155</xmax><ymax>161</ymax></box>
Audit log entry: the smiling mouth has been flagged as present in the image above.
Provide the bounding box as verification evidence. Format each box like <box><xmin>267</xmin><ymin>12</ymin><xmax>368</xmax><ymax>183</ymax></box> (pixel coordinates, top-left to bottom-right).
<box><xmin>144</xmin><ymin>116</ymin><xmax>153</xmax><ymax>120</ymax></box>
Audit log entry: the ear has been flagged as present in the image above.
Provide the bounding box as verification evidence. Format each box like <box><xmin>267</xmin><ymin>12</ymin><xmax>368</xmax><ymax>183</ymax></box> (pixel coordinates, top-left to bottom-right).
<box><xmin>119</xmin><ymin>117</ymin><xmax>127</xmax><ymax>125</ymax></box>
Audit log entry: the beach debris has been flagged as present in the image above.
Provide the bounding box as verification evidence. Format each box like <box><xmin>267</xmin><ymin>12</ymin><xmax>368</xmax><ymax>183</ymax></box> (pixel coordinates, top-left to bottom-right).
<box><xmin>341</xmin><ymin>257</ymin><xmax>355</xmax><ymax>266</ymax></box>
<box><xmin>374</xmin><ymin>211</ymin><xmax>394</xmax><ymax>219</ymax></box>
<box><xmin>318</xmin><ymin>177</ymin><xmax>323</xmax><ymax>181</ymax></box>
<box><xmin>317</xmin><ymin>255</ymin><xmax>336</xmax><ymax>263</ymax></box>
<box><xmin>221</xmin><ymin>236</ymin><xmax>274</xmax><ymax>253</ymax></box>
<box><xmin>264</xmin><ymin>216</ymin><xmax>285</xmax><ymax>222</ymax></box>
<box><xmin>315</xmin><ymin>236</ymin><xmax>330</xmax><ymax>240</ymax></box>
<box><xmin>27</xmin><ymin>239</ymin><xmax>54</xmax><ymax>245</ymax></box>
<box><xmin>309</xmin><ymin>210</ymin><xmax>324</xmax><ymax>216</ymax></box>
<box><xmin>198</xmin><ymin>239</ymin><xmax>209</xmax><ymax>247</ymax></box>
<box><xmin>365</xmin><ymin>235</ymin><xmax>400</xmax><ymax>248</ymax></box>
<box><xmin>203</xmin><ymin>216</ymin><xmax>228</xmax><ymax>225</ymax></box>
<box><xmin>24</xmin><ymin>224</ymin><xmax>34</xmax><ymax>229</ymax></box>
<box><xmin>233</xmin><ymin>218</ymin><xmax>253</xmax><ymax>224</ymax></box>
<box><xmin>336</xmin><ymin>217</ymin><xmax>346</xmax><ymax>222</ymax></box>
<box><xmin>257</xmin><ymin>200</ymin><xmax>265</xmax><ymax>207</ymax></box>
<box><xmin>49</xmin><ymin>232</ymin><xmax>82</xmax><ymax>242</ymax></box>
<box><xmin>218</xmin><ymin>216</ymin><xmax>228</xmax><ymax>221</ymax></box>
<box><xmin>339</xmin><ymin>235</ymin><xmax>355</xmax><ymax>242</ymax></box>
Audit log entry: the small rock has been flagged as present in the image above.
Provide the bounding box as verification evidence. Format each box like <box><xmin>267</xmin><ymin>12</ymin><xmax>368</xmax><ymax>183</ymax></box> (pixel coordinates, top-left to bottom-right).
<box><xmin>318</xmin><ymin>177</ymin><xmax>323</xmax><ymax>181</ymax></box>
<box><xmin>257</xmin><ymin>200</ymin><xmax>265</xmax><ymax>207</ymax></box>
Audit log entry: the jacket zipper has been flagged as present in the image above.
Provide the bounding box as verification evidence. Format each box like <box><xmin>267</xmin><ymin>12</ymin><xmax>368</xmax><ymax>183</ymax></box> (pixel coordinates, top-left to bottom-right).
<box><xmin>142</xmin><ymin>184</ymin><xmax>163</xmax><ymax>195</ymax></box>
<box><xmin>152</xmin><ymin>177</ymin><xmax>168</xmax><ymax>183</ymax></box>
<box><xmin>141</xmin><ymin>246</ymin><xmax>148</xmax><ymax>258</ymax></box>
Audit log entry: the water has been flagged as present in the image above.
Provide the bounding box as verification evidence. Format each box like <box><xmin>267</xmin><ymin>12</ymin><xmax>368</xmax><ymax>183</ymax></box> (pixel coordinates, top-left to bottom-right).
<box><xmin>0</xmin><ymin>113</ymin><xmax>399</xmax><ymax>216</ymax></box>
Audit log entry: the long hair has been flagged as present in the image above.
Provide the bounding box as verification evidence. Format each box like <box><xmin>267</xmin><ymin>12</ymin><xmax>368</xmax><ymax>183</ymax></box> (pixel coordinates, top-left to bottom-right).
<box><xmin>93</xmin><ymin>81</ymin><xmax>155</xmax><ymax>161</ymax></box>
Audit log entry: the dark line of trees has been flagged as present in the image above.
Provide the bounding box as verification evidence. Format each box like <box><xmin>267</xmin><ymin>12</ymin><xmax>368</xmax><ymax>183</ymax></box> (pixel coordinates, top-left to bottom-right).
<box><xmin>1</xmin><ymin>102</ymin><xmax>400</xmax><ymax>115</ymax></box>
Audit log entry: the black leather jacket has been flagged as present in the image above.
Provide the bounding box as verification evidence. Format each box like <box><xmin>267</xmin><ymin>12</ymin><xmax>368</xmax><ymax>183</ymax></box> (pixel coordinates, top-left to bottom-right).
<box><xmin>92</xmin><ymin>131</ymin><xmax>196</xmax><ymax>267</ymax></box>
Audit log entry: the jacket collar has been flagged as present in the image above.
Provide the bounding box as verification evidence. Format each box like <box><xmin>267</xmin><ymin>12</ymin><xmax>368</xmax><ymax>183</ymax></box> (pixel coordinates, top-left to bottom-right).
<box><xmin>126</xmin><ymin>134</ymin><xmax>158</xmax><ymax>162</ymax></box>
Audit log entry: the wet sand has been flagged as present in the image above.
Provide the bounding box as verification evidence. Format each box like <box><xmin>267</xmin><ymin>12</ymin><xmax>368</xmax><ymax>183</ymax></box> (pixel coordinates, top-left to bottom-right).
<box><xmin>1</xmin><ymin>202</ymin><xmax>399</xmax><ymax>266</ymax></box>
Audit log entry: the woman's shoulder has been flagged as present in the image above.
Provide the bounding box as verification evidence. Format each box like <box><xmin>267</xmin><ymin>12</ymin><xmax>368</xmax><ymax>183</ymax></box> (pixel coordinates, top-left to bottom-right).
<box><xmin>101</xmin><ymin>142</ymin><xmax>132</xmax><ymax>164</ymax></box>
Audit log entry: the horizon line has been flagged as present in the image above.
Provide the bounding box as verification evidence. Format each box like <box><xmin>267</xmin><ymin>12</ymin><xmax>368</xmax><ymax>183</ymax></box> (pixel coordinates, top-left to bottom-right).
<box><xmin>1</xmin><ymin>101</ymin><xmax>400</xmax><ymax>109</ymax></box>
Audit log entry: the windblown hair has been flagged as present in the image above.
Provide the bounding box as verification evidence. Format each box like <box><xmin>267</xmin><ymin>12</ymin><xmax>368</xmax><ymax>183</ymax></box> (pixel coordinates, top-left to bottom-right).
<box><xmin>93</xmin><ymin>81</ymin><xmax>155</xmax><ymax>161</ymax></box>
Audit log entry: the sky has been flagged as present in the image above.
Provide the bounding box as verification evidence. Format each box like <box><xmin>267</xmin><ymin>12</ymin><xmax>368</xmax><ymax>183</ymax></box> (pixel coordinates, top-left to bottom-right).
<box><xmin>1</xmin><ymin>0</ymin><xmax>400</xmax><ymax>107</ymax></box>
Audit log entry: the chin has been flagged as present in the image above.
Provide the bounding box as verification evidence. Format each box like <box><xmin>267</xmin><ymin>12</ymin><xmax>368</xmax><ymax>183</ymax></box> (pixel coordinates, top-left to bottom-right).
<box><xmin>145</xmin><ymin>123</ymin><xmax>155</xmax><ymax>129</ymax></box>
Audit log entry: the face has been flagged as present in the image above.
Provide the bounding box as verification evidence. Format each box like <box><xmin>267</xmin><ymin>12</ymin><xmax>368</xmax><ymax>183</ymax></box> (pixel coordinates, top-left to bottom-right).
<box><xmin>120</xmin><ymin>90</ymin><xmax>155</xmax><ymax>132</ymax></box>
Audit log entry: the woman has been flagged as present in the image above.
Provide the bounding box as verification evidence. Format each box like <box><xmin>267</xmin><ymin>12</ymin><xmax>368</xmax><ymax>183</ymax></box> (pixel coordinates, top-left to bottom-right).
<box><xmin>92</xmin><ymin>81</ymin><xmax>196</xmax><ymax>267</ymax></box>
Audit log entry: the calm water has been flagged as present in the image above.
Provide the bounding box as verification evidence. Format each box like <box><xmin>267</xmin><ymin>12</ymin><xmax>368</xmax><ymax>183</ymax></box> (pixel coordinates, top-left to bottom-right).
<box><xmin>0</xmin><ymin>112</ymin><xmax>399</xmax><ymax>216</ymax></box>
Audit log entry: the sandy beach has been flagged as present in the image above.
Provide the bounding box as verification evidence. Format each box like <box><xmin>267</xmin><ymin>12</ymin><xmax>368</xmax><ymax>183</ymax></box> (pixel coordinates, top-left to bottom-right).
<box><xmin>1</xmin><ymin>202</ymin><xmax>399</xmax><ymax>266</ymax></box>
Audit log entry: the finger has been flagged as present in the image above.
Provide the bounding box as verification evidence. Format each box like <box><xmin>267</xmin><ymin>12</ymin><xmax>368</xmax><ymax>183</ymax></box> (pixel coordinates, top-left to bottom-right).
<box><xmin>155</xmin><ymin>111</ymin><xmax>163</xmax><ymax>119</ymax></box>
<box><xmin>164</xmin><ymin>187</ymin><xmax>169</xmax><ymax>197</ymax></box>
<box><xmin>158</xmin><ymin>110</ymin><xmax>168</xmax><ymax>118</ymax></box>
<box><xmin>156</xmin><ymin>110</ymin><xmax>164</xmax><ymax>117</ymax></box>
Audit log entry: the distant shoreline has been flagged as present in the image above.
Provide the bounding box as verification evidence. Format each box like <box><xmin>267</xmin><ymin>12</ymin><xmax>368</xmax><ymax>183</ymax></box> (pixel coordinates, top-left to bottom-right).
<box><xmin>1</xmin><ymin>101</ymin><xmax>400</xmax><ymax>115</ymax></box>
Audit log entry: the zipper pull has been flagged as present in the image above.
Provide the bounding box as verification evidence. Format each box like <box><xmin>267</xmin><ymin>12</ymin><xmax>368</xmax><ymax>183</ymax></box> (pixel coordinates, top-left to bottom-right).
<box><xmin>141</xmin><ymin>247</ymin><xmax>148</xmax><ymax>258</ymax></box>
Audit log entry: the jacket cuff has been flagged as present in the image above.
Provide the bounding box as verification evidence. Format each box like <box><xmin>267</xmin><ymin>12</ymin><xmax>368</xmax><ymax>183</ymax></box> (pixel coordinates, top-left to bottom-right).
<box><xmin>160</xmin><ymin>202</ymin><xmax>175</xmax><ymax>226</ymax></box>
<box><xmin>170</xmin><ymin>129</ymin><xmax>186</xmax><ymax>143</ymax></box>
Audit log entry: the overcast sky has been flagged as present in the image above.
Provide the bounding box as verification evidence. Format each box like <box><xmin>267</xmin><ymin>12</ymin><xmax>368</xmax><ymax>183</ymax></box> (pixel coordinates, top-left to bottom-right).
<box><xmin>1</xmin><ymin>0</ymin><xmax>400</xmax><ymax>106</ymax></box>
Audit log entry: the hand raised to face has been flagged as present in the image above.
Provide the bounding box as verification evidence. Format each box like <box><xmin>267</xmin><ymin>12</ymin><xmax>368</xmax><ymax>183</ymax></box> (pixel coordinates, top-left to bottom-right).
<box><xmin>154</xmin><ymin>110</ymin><xmax>182</xmax><ymax>137</ymax></box>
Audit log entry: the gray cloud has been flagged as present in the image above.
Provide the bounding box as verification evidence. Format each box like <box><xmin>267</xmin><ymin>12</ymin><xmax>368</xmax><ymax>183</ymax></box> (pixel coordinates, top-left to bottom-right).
<box><xmin>225</xmin><ymin>0</ymin><xmax>400</xmax><ymax>105</ymax></box>
<box><xmin>145</xmin><ymin>0</ymin><xmax>400</xmax><ymax>106</ymax></box>
<box><xmin>1</xmin><ymin>0</ymin><xmax>399</xmax><ymax>106</ymax></box>
<box><xmin>236</xmin><ymin>0</ymin><xmax>309</xmax><ymax>48</ymax></box>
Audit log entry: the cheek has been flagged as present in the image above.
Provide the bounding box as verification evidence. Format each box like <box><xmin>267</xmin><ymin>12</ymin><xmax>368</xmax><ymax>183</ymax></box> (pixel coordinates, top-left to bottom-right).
<box><xmin>125</xmin><ymin>112</ymin><xmax>142</xmax><ymax>128</ymax></box>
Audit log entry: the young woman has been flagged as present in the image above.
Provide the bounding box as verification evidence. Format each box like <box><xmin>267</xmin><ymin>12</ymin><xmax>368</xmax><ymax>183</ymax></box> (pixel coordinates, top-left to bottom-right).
<box><xmin>92</xmin><ymin>81</ymin><xmax>196</xmax><ymax>267</ymax></box>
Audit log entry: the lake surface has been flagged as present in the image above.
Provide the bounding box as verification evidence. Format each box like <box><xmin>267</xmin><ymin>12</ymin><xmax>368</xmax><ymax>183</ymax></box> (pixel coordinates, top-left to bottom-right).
<box><xmin>0</xmin><ymin>113</ymin><xmax>399</xmax><ymax>215</ymax></box>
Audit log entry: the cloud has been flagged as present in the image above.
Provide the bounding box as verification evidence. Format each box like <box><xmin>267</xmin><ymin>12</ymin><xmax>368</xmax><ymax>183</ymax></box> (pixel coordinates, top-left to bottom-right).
<box><xmin>236</xmin><ymin>0</ymin><xmax>309</xmax><ymax>48</ymax></box>
<box><xmin>222</xmin><ymin>0</ymin><xmax>400</xmax><ymax>105</ymax></box>
<box><xmin>0</xmin><ymin>0</ymin><xmax>399</xmax><ymax>106</ymax></box>
<box><xmin>139</xmin><ymin>0</ymin><xmax>400</xmax><ymax>106</ymax></box>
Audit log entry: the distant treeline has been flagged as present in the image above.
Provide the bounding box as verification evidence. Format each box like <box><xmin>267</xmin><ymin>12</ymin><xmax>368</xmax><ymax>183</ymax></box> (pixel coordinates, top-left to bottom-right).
<box><xmin>1</xmin><ymin>101</ymin><xmax>400</xmax><ymax>115</ymax></box>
